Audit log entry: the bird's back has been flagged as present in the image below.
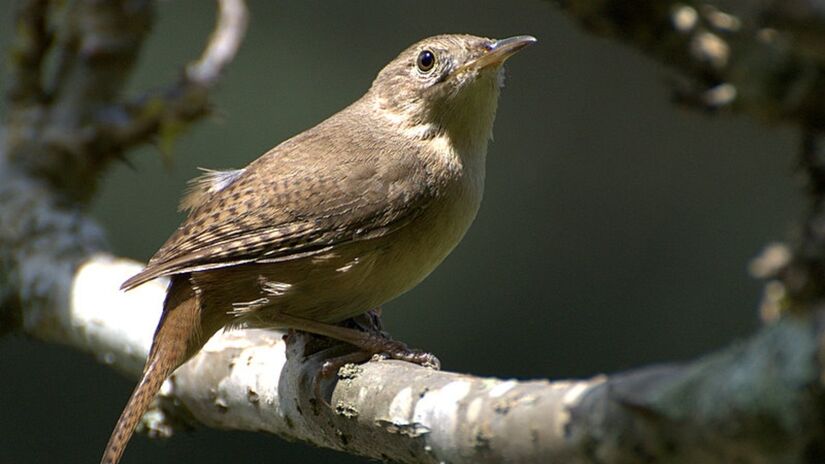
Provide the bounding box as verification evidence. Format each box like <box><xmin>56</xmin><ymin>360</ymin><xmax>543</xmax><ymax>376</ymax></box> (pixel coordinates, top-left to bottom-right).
<box><xmin>122</xmin><ymin>98</ymin><xmax>452</xmax><ymax>292</ymax></box>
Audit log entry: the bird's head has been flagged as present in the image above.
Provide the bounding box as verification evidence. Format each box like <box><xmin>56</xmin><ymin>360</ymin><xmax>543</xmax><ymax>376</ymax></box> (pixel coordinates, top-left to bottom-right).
<box><xmin>368</xmin><ymin>34</ymin><xmax>536</xmax><ymax>151</ymax></box>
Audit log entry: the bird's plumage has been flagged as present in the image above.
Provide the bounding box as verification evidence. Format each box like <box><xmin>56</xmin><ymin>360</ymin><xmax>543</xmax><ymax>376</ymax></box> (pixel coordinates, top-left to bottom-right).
<box><xmin>122</xmin><ymin>34</ymin><xmax>509</xmax><ymax>293</ymax></box>
<box><xmin>104</xmin><ymin>33</ymin><xmax>535</xmax><ymax>464</ymax></box>
<box><xmin>122</xmin><ymin>101</ymin><xmax>445</xmax><ymax>290</ymax></box>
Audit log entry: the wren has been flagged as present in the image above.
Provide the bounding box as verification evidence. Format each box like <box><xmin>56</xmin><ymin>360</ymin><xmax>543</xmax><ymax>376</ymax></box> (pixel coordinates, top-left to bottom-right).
<box><xmin>101</xmin><ymin>33</ymin><xmax>536</xmax><ymax>463</ymax></box>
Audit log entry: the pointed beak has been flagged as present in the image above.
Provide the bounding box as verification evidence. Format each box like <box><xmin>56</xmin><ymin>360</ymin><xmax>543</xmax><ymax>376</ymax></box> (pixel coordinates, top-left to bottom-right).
<box><xmin>471</xmin><ymin>35</ymin><xmax>537</xmax><ymax>70</ymax></box>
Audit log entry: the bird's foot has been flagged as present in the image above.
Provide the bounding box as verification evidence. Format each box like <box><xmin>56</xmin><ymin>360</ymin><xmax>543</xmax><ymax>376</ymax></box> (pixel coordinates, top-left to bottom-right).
<box><xmin>358</xmin><ymin>335</ymin><xmax>441</xmax><ymax>370</ymax></box>
<box><xmin>281</xmin><ymin>309</ymin><xmax>440</xmax><ymax>407</ymax></box>
<box><xmin>340</xmin><ymin>309</ymin><xmax>440</xmax><ymax>369</ymax></box>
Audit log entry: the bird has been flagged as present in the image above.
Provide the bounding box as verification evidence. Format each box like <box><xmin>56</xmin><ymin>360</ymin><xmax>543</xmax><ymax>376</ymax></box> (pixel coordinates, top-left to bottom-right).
<box><xmin>100</xmin><ymin>33</ymin><xmax>536</xmax><ymax>464</ymax></box>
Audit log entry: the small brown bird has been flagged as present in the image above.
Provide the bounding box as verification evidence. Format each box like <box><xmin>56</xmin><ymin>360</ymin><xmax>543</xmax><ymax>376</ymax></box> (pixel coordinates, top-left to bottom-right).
<box><xmin>101</xmin><ymin>33</ymin><xmax>535</xmax><ymax>464</ymax></box>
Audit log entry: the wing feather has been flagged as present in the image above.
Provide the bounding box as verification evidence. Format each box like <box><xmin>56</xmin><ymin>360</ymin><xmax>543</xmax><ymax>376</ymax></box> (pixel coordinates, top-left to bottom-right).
<box><xmin>122</xmin><ymin>110</ymin><xmax>438</xmax><ymax>291</ymax></box>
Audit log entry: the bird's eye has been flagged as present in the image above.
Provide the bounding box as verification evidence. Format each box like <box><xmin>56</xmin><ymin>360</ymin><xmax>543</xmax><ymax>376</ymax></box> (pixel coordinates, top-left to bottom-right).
<box><xmin>417</xmin><ymin>50</ymin><xmax>436</xmax><ymax>72</ymax></box>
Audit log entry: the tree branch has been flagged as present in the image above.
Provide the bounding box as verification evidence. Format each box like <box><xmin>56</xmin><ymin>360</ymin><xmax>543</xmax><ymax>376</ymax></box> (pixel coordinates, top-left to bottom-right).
<box><xmin>186</xmin><ymin>0</ymin><xmax>248</xmax><ymax>86</ymax></box>
<box><xmin>34</xmin><ymin>254</ymin><xmax>825</xmax><ymax>463</ymax></box>
<box><xmin>98</xmin><ymin>0</ymin><xmax>249</xmax><ymax>154</ymax></box>
<box><xmin>0</xmin><ymin>0</ymin><xmax>247</xmax><ymax>339</ymax></box>
<box><xmin>551</xmin><ymin>0</ymin><xmax>825</xmax><ymax>129</ymax></box>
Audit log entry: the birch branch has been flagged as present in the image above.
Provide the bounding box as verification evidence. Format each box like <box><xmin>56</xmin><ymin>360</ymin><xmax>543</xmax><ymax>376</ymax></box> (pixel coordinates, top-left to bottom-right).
<box><xmin>41</xmin><ymin>254</ymin><xmax>825</xmax><ymax>463</ymax></box>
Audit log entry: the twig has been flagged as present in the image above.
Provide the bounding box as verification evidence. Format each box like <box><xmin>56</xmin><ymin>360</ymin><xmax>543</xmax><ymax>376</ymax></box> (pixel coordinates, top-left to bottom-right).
<box><xmin>186</xmin><ymin>0</ymin><xmax>249</xmax><ymax>86</ymax></box>
<box><xmin>97</xmin><ymin>0</ymin><xmax>249</xmax><ymax>152</ymax></box>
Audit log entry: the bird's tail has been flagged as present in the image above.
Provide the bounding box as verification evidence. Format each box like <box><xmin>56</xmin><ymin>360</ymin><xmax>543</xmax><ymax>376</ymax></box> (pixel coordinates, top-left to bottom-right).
<box><xmin>99</xmin><ymin>351</ymin><xmax>178</xmax><ymax>464</ymax></box>
<box><xmin>100</xmin><ymin>279</ymin><xmax>206</xmax><ymax>464</ymax></box>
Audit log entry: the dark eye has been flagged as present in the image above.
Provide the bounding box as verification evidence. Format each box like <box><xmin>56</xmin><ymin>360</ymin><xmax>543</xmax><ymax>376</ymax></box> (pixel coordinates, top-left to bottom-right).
<box><xmin>417</xmin><ymin>50</ymin><xmax>435</xmax><ymax>72</ymax></box>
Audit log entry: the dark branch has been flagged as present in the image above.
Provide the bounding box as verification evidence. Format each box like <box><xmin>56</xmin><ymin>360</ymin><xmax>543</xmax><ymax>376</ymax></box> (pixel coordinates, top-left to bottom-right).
<box><xmin>0</xmin><ymin>0</ymin><xmax>247</xmax><ymax>335</ymax></box>
<box><xmin>552</xmin><ymin>1</ymin><xmax>825</xmax><ymax>130</ymax></box>
<box><xmin>4</xmin><ymin>0</ymin><xmax>154</xmax><ymax>202</ymax></box>
<box><xmin>6</xmin><ymin>0</ymin><xmax>50</xmax><ymax>107</ymax></box>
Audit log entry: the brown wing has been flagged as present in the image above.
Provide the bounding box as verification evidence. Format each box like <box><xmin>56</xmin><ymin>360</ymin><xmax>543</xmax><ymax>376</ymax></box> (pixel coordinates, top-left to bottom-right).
<box><xmin>122</xmin><ymin>107</ymin><xmax>438</xmax><ymax>291</ymax></box>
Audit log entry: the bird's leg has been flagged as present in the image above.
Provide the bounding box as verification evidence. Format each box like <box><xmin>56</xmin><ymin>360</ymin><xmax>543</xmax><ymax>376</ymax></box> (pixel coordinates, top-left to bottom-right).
<box><xmin>278</xmin><ymin>309</ymin><xmax>441</xmax><ymax>369</ymax></box>
<box><xmin>280</xmin><ymin>309</ymin><xmax>441</xmax><ymax>405</ymax></box>
<box><xmin>358</xmin><ymin>307</ymin><xmax>383</xmax><ymax>332</ymax></box>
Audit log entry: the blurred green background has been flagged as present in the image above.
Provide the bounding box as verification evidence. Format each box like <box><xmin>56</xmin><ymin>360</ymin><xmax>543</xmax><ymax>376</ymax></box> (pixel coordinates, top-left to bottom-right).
<box><xmin>0</xmin><ymin>1</ymin><xmax>801</xmax><ymax>463</ymax></box>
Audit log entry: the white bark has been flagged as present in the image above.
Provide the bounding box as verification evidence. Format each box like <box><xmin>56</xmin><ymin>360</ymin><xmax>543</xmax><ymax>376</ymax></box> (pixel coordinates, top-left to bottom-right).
<box><xmin>68</xmin><ymin>255</ymin><xmax>164</xmax><ymax>376</ymax></box>
<box><xmin>21</xmin><ymin>254</ymin><xmax>821</xmax><ymax>463</ymax></box>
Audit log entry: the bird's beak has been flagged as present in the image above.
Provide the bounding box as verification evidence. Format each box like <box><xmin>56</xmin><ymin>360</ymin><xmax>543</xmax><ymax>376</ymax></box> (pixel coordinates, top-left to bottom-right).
<box><xmin>470</xmin><ymin>35</ymin><xmax>537</xmax><ymax>70</ymax></box>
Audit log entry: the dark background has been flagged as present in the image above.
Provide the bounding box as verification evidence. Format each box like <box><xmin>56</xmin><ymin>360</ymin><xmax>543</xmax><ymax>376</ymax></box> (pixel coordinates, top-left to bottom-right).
<box><xmin>0</xmin><ymin>1</ymin><xmax>801</xmax><ymax>463</ymax></box>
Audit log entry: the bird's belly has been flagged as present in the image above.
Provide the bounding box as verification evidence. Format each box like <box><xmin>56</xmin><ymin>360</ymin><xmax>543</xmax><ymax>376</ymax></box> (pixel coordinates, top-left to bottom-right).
<box><xmin>363</xmin><ymin>182</ymin><xmax>482</xmax><ymax>309</ymax></box>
